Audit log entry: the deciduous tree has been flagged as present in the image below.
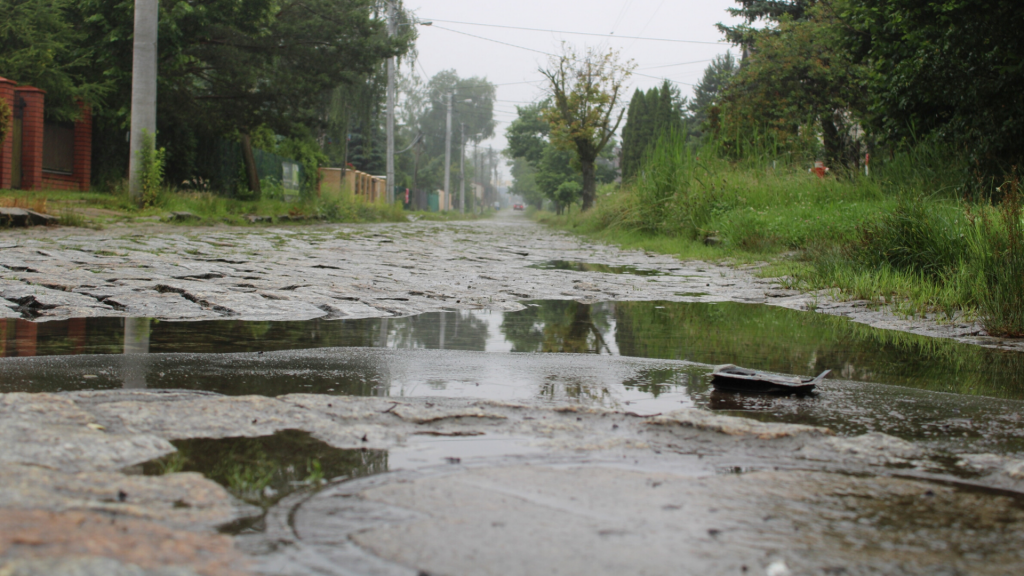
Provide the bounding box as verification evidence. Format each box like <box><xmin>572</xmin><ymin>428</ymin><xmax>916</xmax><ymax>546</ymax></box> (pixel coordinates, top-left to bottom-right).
<box><xmin>540</xmin><ymin>45</ymin><xmax>634</xmax><ymax>211</ymax></box>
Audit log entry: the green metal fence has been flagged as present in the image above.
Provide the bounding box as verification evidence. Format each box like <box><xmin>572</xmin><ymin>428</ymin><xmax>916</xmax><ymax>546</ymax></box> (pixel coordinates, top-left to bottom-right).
<box><xmin>194</xmin><ymin>138</ymin><xmax>303</xmax><ymax>197</ymax></box>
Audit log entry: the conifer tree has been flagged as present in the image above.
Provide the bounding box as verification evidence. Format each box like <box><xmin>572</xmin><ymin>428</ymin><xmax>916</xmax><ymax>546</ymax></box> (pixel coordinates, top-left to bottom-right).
<box><xmin>620</xmin><ymin>89</ymin><xmax>646</xmax><ymax>180</ymax></box>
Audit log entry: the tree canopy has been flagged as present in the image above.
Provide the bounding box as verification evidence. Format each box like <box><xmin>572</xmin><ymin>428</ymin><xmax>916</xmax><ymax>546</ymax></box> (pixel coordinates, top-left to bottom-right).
<box><xmin>838</xmin><ymin>0</ymin><xmax>1024</xmax><ymax>172</ymax></box>
<box><xmin>0</xmin><ymin>0</ymin><xmax>110</xmax><ymax>120</ymax></box>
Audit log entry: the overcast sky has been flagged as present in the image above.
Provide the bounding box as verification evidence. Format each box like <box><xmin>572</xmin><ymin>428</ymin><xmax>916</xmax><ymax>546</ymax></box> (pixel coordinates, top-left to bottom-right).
<box><xmin>405</xmin><ymin>0</ymin><xmax>743</xmax><ymax>178</ymax></box>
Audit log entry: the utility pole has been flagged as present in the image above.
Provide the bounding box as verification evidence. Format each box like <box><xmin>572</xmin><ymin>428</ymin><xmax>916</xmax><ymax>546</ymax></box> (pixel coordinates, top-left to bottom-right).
<box><xmin>443</xmin><ymin>93</ymin><xmax>452</xmax><ymax>212</ymax></box>
<box><xmin>127</xmin><ymin>0</ymin><xmax>159</xmax><ymax>204</ymax></box>
<box><xmin>459</xmin><ymin>122</ymin><xmax>466</xmax><ymax>213</ymax></box>
<box><xmin>385</xmin><ymin>1</ymin><xmax>397</xmax><ymax>204</ymax></box>
<box><xmin>493</xmin><ymin>148</ymin><xmax>499</xmax><ymax>206</ymax></box>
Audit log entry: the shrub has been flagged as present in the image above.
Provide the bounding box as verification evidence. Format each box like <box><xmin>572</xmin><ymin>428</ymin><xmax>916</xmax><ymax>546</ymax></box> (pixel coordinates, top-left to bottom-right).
<box><xmin>137</xmin><ymin>130</ymin><xmax>166</xmax><ymax>208</ymax></box>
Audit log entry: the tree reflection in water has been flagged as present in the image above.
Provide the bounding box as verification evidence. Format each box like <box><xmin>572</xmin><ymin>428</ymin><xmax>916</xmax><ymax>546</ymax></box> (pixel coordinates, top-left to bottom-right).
<box><xmin>3</xmin><ymin>300</ymin><xmax>1024</xmax><ymax>399</ymax></box>
<box><xmin>500</xmin><ymin>301</ymin><xmax>615</xmax><ymax>354</ymax></box>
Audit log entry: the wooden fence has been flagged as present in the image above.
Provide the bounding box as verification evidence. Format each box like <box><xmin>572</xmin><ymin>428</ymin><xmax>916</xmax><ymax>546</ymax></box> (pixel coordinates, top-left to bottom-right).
<box><xmin>319</xmin><ymin>167</ymin><xmax>386</xmax><ymax>202</ymax></box>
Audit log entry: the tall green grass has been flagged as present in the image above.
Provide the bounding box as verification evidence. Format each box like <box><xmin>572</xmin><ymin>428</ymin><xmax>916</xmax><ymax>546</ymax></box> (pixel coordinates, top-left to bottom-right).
<box><xmin>537</xmin><ymin>132</ymin><xmax>1024</xmax><ymax>336</ymax></box>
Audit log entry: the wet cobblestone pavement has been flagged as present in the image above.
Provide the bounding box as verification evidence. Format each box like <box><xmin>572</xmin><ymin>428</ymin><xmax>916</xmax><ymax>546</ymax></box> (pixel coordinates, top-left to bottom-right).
<box><xmin>1</xmin><ymin>215</ymin><xmax>770</xmax><ymax>322</ymax></box>
<box><xmin>2</xmin><ymin>214</ymin><xmax>1024</xmax><ymax>575</ymax></box>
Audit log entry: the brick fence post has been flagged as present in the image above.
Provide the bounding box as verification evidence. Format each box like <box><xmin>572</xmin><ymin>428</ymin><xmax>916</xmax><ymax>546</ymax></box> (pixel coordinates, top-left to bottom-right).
<box><xmin>0</xmin><ymin>77</ymin><xmax>15</xmax><ymax>190</ymax></box>
<box><xmin>14</xmin><ymin>86</ymin><xmax>45</xmax><ymax>191</ymax></box>
<box><xmin>73</xmin><ymin>102</ymin><xmax>92</xmax><ymax>191</ymax></box>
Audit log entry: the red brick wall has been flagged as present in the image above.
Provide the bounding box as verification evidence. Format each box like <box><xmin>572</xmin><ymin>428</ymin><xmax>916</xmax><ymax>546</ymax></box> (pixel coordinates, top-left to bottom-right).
<box><xmin>41</xmin><ymin>173</ymin><xmax>83</xmax><ymax>191</ymax></box>
<box><xmin>73</xmin><ymin>103</ymin><xmax>91</xmax><ymax>191</ymax></box>
<box><xmin>15</xmin><ymin>87</ymin><xmax>45</xmax><ymax>191</ymax></box>
<box><xmin>0</xmin><ymin>77</ymin><xmax>14</xmax><ymax>190</ymax></box>
<box><xmin>1</xmin><ymin>80</ymin><xmax>92</xmax><ymax>192</ymax></box>
<box><xmin>39</xmin><ymin>103</ymin><xmax>92</xmax><ymax>191</ymax></box>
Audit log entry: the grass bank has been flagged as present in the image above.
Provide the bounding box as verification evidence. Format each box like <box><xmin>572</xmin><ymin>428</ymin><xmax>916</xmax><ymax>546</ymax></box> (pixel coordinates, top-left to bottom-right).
<box><xmin>1</xmin><ymin>185</ymin><xmax>484</xmax><ymax>228</ymax></box>
<box><xmin>535</xmin><ymin>135</ymin><xmax>1024</xmax><ymax>336</ymax></box>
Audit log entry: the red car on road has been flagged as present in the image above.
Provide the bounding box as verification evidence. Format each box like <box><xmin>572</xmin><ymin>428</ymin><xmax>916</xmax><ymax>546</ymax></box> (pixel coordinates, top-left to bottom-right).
<box><xmin>513</xmin><ymin>203</ymin><xmax>524</xmax><ymax>211</ymax></box>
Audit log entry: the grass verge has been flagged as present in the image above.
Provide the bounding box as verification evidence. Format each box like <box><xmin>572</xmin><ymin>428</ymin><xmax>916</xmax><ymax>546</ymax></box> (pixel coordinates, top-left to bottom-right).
<box><xmin>533</xmin><ymin>134</ymin><xmax>1024</xmax><ymax>336</ymax></box>
<box><xmin>0</xmin><ymin>184</ymin><xmax>485</xmax><ymax>228</ymax></box>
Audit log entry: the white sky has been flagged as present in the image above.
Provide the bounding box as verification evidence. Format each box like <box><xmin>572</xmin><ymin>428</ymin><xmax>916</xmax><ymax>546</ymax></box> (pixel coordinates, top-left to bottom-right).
<box><xmin>405</xmin><ymin>0</ymin><xmax>743</xmax><ymax>179</ymax></box>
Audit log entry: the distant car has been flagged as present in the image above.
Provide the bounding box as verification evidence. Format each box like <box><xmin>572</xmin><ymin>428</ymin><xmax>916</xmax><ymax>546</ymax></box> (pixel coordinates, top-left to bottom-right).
<box><xmin>513</xmin><ymin>203</ymin><xmax>525</xmax><ymax>211</ymax></box>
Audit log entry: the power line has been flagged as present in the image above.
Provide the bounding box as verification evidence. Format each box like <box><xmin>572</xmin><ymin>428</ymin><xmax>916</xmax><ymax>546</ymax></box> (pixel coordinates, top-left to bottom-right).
<box><xmin>431</xmin><ymin>24</ymin><xmax>698</xmax><ymax>89</ymax></box>
<box><xmin>638</xmin><ymin>58</ymin><xmax>713</xmax><ymax>71</ymax></box>
<box><xmin>634</xmin><ymin>71</ymin><xmax>695</xmax><ymax>86</ymax></box>
<box><xmin>609</xmin><ymin>0</ymin><xmax>638</xmax><ymax>35</ymax></box>
<box><xmin>626</xmin><ymin>0</ymin><xmax>669</xmax><ymax>52</ymax></box>
<box><xmin>431</xmin><ymin>25</ymin><xmax>556</xmax><ymax>57</ymax></box>
<box><xmin>424</xmin><ymin>18</ymin><xmax>728</xmax><ymax>45</ymax></box>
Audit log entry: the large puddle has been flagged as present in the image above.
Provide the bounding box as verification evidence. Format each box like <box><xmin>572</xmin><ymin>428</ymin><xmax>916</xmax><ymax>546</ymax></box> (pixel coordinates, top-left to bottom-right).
<box><xmin>3</xmin><ymin>301</ymin><xmax>1024</xmax><ymax>453</ymax></box>
<box><xmin>3</xmin><ymin>300</ymin><xmax>1022</xmax><ymax>398</ymax></box>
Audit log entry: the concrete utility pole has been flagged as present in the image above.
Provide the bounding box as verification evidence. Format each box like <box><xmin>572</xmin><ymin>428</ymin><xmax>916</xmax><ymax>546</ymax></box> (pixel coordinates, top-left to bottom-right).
<box><xmin>459</xmin><ymin>122</ymin><xmax>466</xmax><ymax>213</ymax></box>
<box><xmin>493</xmin><ymin>148</ymin><xmax>499</xmax><ymax>206</ymax></box>
<box><xmin>385</xmin><ymin>1</ymin><xmax>397</xmax><ymax>204</ymax></box>
<box><xmin>127</xmin><ymin>0</ymin><xmax>159</xmax><ymax>203</ymax></box>
<box><xmin>443</xmin><ymin>93</ymin><xmax>452</xmax><ymax>212</ymax></box>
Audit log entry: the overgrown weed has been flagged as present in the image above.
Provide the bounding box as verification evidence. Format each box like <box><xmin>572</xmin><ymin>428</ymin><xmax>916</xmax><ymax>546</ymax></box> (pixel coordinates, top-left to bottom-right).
<box><xmin>535</xmin><ymin>135</ymin><xmax>1024</xmax><ymax>331</ymax></box>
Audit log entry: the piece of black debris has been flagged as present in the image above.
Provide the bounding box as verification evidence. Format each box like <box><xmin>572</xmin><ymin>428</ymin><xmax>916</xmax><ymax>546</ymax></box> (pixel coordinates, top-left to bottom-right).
<box><xmin>710</xmin><ymin>364</ymin><xmax>829</xmax><ymax>394</ymax></box>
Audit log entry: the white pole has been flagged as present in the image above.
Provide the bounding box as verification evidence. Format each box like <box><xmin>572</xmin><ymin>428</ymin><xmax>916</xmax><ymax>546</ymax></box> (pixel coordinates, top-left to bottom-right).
<box><xmin>459</xmin><ymin>122</ymin><xmax>465</xmax><ymax>213</ymax></box>
<box><xmin>127</xmin><ymin>0</ymin><xmax>159</xmax><ymax>203</ymax></box>
<box><xmin>385</xmin><ymin>2</ymin><xmax>396</xmax><ymax>204</ymax></box>
<box><xmin>443</xmin><ymin>93</ymin><xmax>452</xmax><ymax>212</ymax></box>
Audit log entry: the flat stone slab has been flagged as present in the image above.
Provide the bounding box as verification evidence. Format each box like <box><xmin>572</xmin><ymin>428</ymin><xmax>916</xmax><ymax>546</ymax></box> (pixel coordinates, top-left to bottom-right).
<box><xmin>329</xmin><ymin>466</ymin><xmax>1024</xmax><ymax>576</ymax></box>
<box><xmin>0</xmin><ymin>208</ymin><xmax>58</xmax><ymax>227</ymax></box>
<box><xmin>0</xmin><ymin>510</ymin><xmax>249</xmax><ymax>575</ymax></box>
<box><xmin>0</xmin><ymin>464</ymin><xmax>256</xmax><ymax>531</ymax></box>
<box><xmin>102</xmin><ymin>292</ymin><xmax>217</xmax><ymax>319</ymax></box>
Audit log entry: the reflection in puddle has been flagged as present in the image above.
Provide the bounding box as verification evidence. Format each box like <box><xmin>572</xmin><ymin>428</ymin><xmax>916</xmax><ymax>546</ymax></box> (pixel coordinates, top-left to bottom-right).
<box><xmin>528</xmin><ymin>260</ymin><xmax>668</xmax><ymax>276</ymax></box>
<box><xmin>4</xmin><ymin>300</ymin><xmax>1022</xmax><ymax>400</ymax></box>
<box><xmin>142</xmin><ymin>430</ymin><xmax>385</xmax><ymax>512</ymax></box>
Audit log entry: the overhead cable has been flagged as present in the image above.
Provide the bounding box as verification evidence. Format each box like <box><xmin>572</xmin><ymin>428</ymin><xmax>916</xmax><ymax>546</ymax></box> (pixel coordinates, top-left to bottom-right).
<box><xmin>431</xmin><ymin>25</ymin><xmax>556</xmax><ymax>57</ymax></box>
<box><xmin>424</xmin><ymin>18</ymin><xmax>728</xmax><ymax>45</ymax></box>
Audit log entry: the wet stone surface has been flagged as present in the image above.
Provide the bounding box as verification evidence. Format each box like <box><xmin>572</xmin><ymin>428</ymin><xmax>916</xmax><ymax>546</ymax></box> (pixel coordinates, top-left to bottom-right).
<box><xmin>0</xmin><ymin>212</ymin><xmax>1004</xmax><ymax>347</ymax></box>
<box><xmin>3</xmin><ymin>214</ymin><xmax>1024</xmax><ymax>574</ymax></box>
<box><xmin>1</xmin><ymin>389</ymin><xmax>1024</xmax><ymax>574</ymax></box>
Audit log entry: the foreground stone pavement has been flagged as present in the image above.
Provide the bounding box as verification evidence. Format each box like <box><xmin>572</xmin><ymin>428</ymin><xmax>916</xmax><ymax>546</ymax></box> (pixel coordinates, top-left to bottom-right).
<box><xmin>1</xmin><ymin>389</ymin><xmax>1023</xmax><ymax>575</ymax></box>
